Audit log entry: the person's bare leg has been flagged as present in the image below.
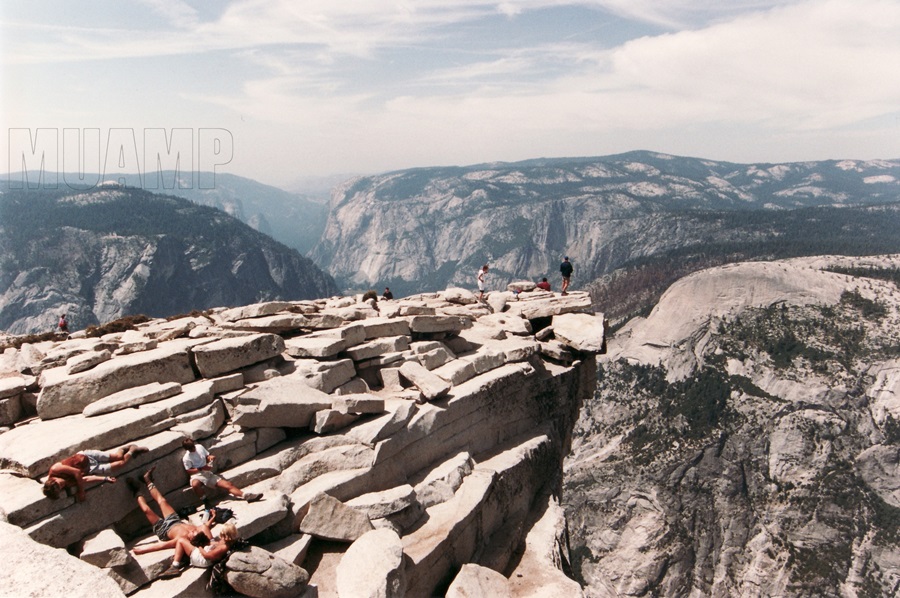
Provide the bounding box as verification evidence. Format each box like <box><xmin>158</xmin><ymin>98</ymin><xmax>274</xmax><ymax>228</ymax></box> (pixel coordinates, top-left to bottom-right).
<box><xmin>217</xmin><ymin>478</ymin><xmax>243</xmax><ymax>498</ymax></box>
<box><xmin>172</xmin><ymin>537</ymin><xmax>193</xmax><ymax>563</ymax></box>
<box><xmin>105</xmin><ymin>448</ymin><xmax>131</xmax><ymax>473</ymax></box>
<box><xmin>190</xmin><ymin>479</ymin><xmax>207</xmax><ymax>498</ymax></box>
<box><xmin>136</xmin><ymin>495</ymin><xmax>161</xmax><ymax>526</ymax></box>
<box><xmin>160</xmin><ymin>538</ymin><xmax>193</xmax><ymax>576</ymax></box>
<box><xmin>142</xmin><ymin>467</ymin><xmax>177</xmax><ymax>518</ymax></box>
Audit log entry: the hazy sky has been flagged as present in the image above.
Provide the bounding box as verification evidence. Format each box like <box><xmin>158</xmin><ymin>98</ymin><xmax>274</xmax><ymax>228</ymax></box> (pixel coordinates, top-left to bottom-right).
<box><xmin>3</xmin><ymin>0</ymin><xmax>900</xmax><ymax>189</ymax></box>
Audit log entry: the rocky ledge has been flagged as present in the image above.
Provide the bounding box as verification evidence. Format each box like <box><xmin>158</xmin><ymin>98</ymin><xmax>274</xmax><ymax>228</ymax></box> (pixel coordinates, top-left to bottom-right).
<box><xmin>0</xmin><ymin>286</ymin><xmax>604</xmax><ymax>597</ymax></box>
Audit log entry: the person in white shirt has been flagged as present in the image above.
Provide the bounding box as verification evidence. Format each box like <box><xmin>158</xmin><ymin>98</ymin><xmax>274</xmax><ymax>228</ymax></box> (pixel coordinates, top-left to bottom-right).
<box><xmin>477</xmin><ymin>264</ymin><xmax>489</xmax><ymax>300</ymax></box>
<box><xmin>182</xmin><ymin>438</ymin><xmax>262</xmax><ymax>504</ymax></box>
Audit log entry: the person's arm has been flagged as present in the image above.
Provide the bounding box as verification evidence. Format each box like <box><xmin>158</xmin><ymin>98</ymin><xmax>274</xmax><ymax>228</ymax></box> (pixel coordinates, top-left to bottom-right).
<box><xmin>133</xmin><ymin>539</ymin><xmax>177</xmax><ymax>555</ymax></box>
<box><xmin>199</xmin><ymin>540</ymin><xmax>230</xmax><ymax>562</ymax></box>
<box><xmin>184</xmin><ymin>454</ymin><xmax>212</xmax><ymax>475</ymax></box>
<box><xmin>49</xmin><ymin>463</ymin><xmax>88</xmax><ymax>501</ymax></box>
<box><xmin>82</xmin><ymin>474</ymin><xmax>115</xmax><ymax>483</ymax></box>
<box><xmin>199</xmin><ymin>516</ymin><xmax>216</xmax><ymax>538</ymax></box>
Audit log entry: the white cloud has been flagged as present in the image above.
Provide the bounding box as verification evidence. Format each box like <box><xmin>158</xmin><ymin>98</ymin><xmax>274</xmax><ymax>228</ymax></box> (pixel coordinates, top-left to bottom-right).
<box><xmin>138</xmin><ymin>0</ymin><xmax>200</xmax><ymax>27</ymax></box>
<box><xmin>2</xmin><ymin>0</ymin><xmax>899</xmax><ymax>182</ymax></box>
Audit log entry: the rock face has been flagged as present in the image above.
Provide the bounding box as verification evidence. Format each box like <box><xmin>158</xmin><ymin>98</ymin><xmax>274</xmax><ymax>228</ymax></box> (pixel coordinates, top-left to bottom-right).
<box><xmin>565</xmin><ymin>255</ymin><xmax>900</xmax><ymax>597</ymax></box>
<box><xmin>309</xmin><ymin>153</ymin><xmax>900</xmax><ymax>296</ymax></box>
<box><xmin>225</xmin><ymin>546</ymin><xmax>310</xmax><ymax>598</ymax></box>
<box><xmin>0</xmin><ymin>520</ymin><xmax>126</xmax><ymax>598</ymax></box>
<box><xmin>0</xmin><ymin>287</ymin><xmax>602</xmax><ymax>596</ymax></box>
<box><xmin>0</xmin><ymin>186</ymin><xmax>339</xmax><ymax>334</ymax></box>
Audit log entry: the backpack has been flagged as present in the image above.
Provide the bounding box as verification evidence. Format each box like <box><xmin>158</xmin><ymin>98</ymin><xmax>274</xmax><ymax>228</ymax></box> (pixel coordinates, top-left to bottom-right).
<box><xmin>206</xmin><ymin>538</ymin><xmax>250</xmax><ymax>596</ymax></box>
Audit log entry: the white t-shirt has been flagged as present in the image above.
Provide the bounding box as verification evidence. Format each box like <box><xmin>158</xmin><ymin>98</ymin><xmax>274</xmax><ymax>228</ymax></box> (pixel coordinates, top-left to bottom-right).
<box><xmin>477</xmin><ymin>269</ymin><xmax>486</xmax><ymax>290</ymax></box>
<box><xmin>183</xmin><ymin>444</ymin><xmax>210</xmax><ymax>471</ymax></box>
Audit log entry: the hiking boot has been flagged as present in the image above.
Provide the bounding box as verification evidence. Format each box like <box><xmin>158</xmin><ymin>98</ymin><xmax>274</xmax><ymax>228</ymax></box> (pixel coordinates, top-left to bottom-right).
<box><xmin>125</xmin><ymin>477</ymin><xmax>142</xmax><ymax>497</ymax></box>
<box><xmin>243</xmin><ymin>492</ymin><xmax>263</xmax><ymax>503</ymax></box>
<box><xmin>141</xmin><ymin>466</ymin><xmax>156</xmax><ymax>485</ymax></box>
<box><xmin>159</xmin><ymin>561</ymin><xmax>187</xmax><ymax>578</ymax></box>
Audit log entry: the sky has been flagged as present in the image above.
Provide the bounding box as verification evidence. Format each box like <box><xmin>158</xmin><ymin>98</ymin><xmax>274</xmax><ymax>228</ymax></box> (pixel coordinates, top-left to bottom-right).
<box><xmin>2</xmin><ymin>0</ymin><xmax>900</xmax><ymax>190</ymax></box>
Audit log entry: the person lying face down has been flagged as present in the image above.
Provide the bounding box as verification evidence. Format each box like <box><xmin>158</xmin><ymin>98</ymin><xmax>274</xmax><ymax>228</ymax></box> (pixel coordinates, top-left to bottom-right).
<box><xmin>42</xmin><ymin>445</ymin><xmax>148</xmax><ymax>502</ymax></box>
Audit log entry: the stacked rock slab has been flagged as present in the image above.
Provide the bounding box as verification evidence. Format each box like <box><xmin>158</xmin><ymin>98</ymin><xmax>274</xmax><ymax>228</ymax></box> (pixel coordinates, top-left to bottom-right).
<box><xmin>0</xmin><ymin>287</ymin><xmax>603</xmax><ymax>597</ymax></box>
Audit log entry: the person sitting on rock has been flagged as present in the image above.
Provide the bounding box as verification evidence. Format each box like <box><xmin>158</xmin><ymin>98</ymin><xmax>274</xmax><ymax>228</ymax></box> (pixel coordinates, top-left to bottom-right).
<box><xmin>42</xmin><ymin>445</ymin><xmax>149</xmax><ymax>502</ymax></box>
<box><xmin>182</xmin><ymin>438</ymin><xmax>262</xmax><ymax>504</ymax></box>
<box><xmin>536</xmin><ymin>277</ymin><xmax>552</xmax><ymax>292</ymax></box>
<box><xmin>129</xmin><ymin>467</ymin><xmax>222</xmax><ymax>559</ymax></box>
<box><xmin>159</xmin><ymin>522</ymin><xmax>241</xmax><ymax>578</ymax></box>
<box><xmin>382</xmin><ymin>287</ymin><xmax>394</xmax><ymax>300</ymax></box>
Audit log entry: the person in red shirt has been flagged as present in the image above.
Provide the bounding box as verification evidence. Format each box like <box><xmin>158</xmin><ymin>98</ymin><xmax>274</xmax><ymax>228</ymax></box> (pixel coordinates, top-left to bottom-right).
<box><xmin>536</xmin><ymin>277</ymin><xmax>552</xmax><ymax>292</ymax></box>
<box><xmin>42</xmin><ymin>445</ymin><xmax>148</xmax><ymax>501</ymax></box>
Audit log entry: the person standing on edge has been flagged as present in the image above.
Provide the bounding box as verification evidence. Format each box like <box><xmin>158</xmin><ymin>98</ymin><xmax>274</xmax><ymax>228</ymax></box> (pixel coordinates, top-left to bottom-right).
<box><xmin>560</xmin><ymin>256</ymin><xmax>573</xmax><ymax>295</ymax></box>
<box><xmin>58</xmin><ymin>313</ymin><xmax>69</xmax><ymax>334</ymax></box>
<box><xmin>477</xmin><ymin>264</ymin><xmax>489</xmax><ymax>300</ymax></box>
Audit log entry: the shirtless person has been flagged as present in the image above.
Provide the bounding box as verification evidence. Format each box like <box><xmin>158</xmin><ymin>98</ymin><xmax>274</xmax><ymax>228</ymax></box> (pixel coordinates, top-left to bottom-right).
<box><xmin>129</xmin><ymin>467</ymin><xmax>221</xmax><ymax>564</ymax></box>
<box><xmin>43</xmin><ymin>445</ymin><xmax>148</xmax><ymax>502</ymax></box>
<box><xmin>160</xmin><ymin>523</ymin><xmax>240</xmax><ymax>578</ymax></box>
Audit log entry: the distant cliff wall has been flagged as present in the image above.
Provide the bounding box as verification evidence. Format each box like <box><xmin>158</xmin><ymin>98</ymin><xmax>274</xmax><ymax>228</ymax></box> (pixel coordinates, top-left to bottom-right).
<box><xmin>0</xmin><ymin>187</ymin><xmax>339</xmax><ymax>335</ymax></box>
<box><xmin>310</xmin><ymin>154</ymin><xmax>900</xmax><ymax>296</ymax></box>
<box><xmin>565</xmin><ymin>255</ymin><xmax>900</xmax><ymax>597</ymax></box>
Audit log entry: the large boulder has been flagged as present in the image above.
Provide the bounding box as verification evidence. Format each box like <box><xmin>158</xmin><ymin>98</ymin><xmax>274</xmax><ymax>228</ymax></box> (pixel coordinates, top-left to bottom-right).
<box><xmin>398</xmin><ymin>361</ymin><xmax>451</xmax><ymax>401</ymax></box>
<box><xmin>83</xmin><ymin>381</ymin><xmax>183</xmax><ymax>416</ymax></box>
<box><xmin>232</xmin><ymin>377</ymin><xmax>332</xmax><ymax>428</ymax></box>
<box><xmin>336</xmin><ymin>528</ymin><xmax>407</xmax><ymax>598</ymax></box>
<box><xmin>298</xmin><ymin>492</ymin><xmax>374</xmax><ymax>542</ymax></box>
<box><xmin>192</xmin><ymin>333</ymin><xmax>285</xmax><ymax>378</ymax></box>
<box><xmin>551</xmin><ymin>312</ymin><xmax>606</xmax><ymax>352</ymax></box>
<box><xmin>79</xmin><ymin>527</ymin><xmax>131</xmax><ymax>568</ymax></box>
<box><xmin>36</xmin><ymin>342</ymin><xmax>197</xmax><ymax>419</ymax></box>
<box><xmin>0</xmin><ymin>520</ymin><xmax>126</xmax><ymax>598</ymax></box>
<box><xmin>446</xmin><ymin>563</ymin><xmax>511</xmax><ymax>598</ymax></box>
<box><xmin>225</xmin><ymin>546</ymin><xmax>309</xmax><ymax>598</ymax></box>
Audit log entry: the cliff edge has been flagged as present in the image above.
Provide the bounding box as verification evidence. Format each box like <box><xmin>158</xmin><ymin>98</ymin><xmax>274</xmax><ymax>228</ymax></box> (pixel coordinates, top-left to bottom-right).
<box><xmin>0</xmin><ymin>285</ymin><xmax>604</xmax><ymax>597</ymax></box>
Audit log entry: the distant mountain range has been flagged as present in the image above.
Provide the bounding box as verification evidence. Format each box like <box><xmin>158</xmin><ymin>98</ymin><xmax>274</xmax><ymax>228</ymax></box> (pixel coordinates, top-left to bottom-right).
<box><xmin>308</xmin><ymin>151</ymin><xmax>900</xmax><ymax>311</ymax></box>
<box><xmin>0</xmin><ymin>185</ymin><xmax>338</xmax><ymax>334</ymax></box>
<box><xmin>5</xmin><ymin>171</ymin><xmax>330</xmax><ymax>255</ymax></box>
<box><xmin>3</xmin><ymin>151</ymin><xmax>900</xmax><ymax>332</ymax></box>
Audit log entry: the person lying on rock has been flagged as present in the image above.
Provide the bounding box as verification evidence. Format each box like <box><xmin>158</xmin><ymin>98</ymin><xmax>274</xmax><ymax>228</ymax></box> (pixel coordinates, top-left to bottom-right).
<box><xmin>42</xmin><ymin>444</ymin><xmax>149</xmax><ymax>502</ymax></box>
<box><xmin>159</xmin><ymin>522</ymin><xmax>241</xmax><ymax>578</ymax></box>
<box><xmin>129</xmin><ymin>467</ymin><xmax>222</xmax><ymax>558</ymax></box>
<box><xmin>181</xmin><ymin>438</ymin><xmax>262</xmax><ymax>504</ymax></box>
